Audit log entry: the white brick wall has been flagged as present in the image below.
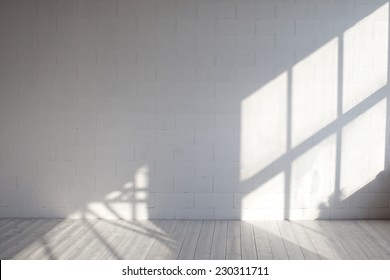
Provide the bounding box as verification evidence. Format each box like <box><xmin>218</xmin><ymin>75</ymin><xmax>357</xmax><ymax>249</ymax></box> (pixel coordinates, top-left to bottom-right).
<box><xmin>0</xmin><ymin>0</ymin><xmax>389</xmax><ymax>220</ymax></box>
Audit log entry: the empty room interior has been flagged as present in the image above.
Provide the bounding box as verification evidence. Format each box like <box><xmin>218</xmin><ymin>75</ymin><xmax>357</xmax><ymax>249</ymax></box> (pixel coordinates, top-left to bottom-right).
<box><xmin>1</xmin><ymin>0</ymin><xmax>390</xmax><ymax>260</ymax></box>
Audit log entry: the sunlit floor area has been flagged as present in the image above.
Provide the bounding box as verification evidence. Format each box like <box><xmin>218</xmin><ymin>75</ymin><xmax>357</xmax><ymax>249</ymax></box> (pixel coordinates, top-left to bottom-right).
<box><xmin>1</xmin><ymin>219</ymin><xmax>390</xmax><ymax>260</ymax></box>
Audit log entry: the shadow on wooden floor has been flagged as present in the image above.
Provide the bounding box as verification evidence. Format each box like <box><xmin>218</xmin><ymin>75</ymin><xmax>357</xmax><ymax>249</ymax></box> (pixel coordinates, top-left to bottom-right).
<box><xmin>1</xmin><ymin>218</ymin><xmax>390</xmax><ymax>260</ymax></box>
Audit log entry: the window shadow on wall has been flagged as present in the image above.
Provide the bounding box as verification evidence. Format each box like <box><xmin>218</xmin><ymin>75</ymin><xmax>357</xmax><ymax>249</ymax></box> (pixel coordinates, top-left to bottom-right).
<box><xmin>238</xmin><ymin>1</ymin><xmax>390</xmax><ymax>220</ymax></box>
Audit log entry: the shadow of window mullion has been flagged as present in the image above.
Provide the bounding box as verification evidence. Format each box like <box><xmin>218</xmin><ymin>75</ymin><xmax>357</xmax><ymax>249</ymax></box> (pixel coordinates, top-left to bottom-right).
<box><xmin>284</xmin><ymin>69</ymin><xmax>293</xmax><ymax>220</ymax></box>
<box><xmin>333</xmin><ymin>34</ymin><xmax>344</xmax><ymax>213</ymax></box>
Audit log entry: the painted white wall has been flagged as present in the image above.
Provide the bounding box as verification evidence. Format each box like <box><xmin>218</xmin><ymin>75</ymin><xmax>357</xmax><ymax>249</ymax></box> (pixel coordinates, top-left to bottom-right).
<box><xmin>0</xmin><ymin>0</ymin><xmax>389</xmax><ymax>220</ymax></box>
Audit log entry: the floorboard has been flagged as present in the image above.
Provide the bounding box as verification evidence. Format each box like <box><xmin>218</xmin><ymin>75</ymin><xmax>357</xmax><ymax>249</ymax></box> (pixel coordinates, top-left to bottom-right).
<box><xmin>297</xmin><ymin>221</ymin><xmax>337</xmax><ymax>260</ymax></box>
<box><xmin>329</xmin><ymin>221</ymin><xmax>368</xmax><ymax>260</ymax></box>
<box><xmin>165</xmin><ymin>220</ymin><xmax>190</xmax><ymax>260</ymax></box>
<box><xmin>346</xmin><ymin>221</ymin><xmax>383</xmax><ymax>260</ymax></box>
<box><xmin>226</xmin><ymin>220</ymin><xmax>241</xmax><ymax>260</ymax></box>
<box><xmin>178</xmin><ymin>220</ymin><xmax>202</xmax><ymax>260</ymax></box>
<box><xmin>194</xmin><ymin>220</ymin><xmax>215</xmax><ymax>260</ymax></box>
<box><xmin>357</xmin><ymin>220</ymin><xmax>390</xmax><ymax>259</ymax></box>
<box><xmin>241</xmin><ymin>221</ymin><xmax>257</xmax><ymax>260</ymax></box>
<box><xmin>277</xmin><ymin>221</ymin><xmax>304</xmax><ymax>260</ymax></box>
<box><xmin>252</xmin><ymin>220</ymin><xmax>273</xmax><ymax>259</ymax></box>
<box><xmin>289</xmin><ymin>221</ymin><xmax>320</xmax><ymax>260</ymax></box>
<box><xmin>265</xmin><ymin>221</ymin><xmax>289</xmax><ymax>260</ymax></box>
<box><xmin>317</xmin><ymin>221</ymin><xmax>351</xmax><ymax>260</ymax></box>
<box><xmin>210</xmin><ymin>220</ymin><xmax>227</xmax><ymax>260</ymax></box>
<box><xmin>146</xmin><ymin>220</ymin><xmax>178</xmax><ymax>260</ymax></box>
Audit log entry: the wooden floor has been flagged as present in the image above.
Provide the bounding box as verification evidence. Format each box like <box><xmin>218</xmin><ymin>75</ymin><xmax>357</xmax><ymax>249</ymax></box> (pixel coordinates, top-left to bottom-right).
<box><xmin>1</xmin><ymin>219</ymin><xmax>390</xmax><ymax>260</ymax></box>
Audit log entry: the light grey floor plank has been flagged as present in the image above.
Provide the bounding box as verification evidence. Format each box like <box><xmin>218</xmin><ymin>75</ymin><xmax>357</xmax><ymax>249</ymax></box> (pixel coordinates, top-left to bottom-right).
<box><xmin>0</xmin><ymin>220</ymin><xmax>48</xmax><ymax>259</ymax></box>
<box><xmin>252</xmin><ymin>220</ymin><xmax>273</xmax><ymax>260</ymax></box>
<box><xmin>68</xmin><ymin>220</ymin><xmax>122</xmax><ymax>260</ymax></box>
<box><xmin>297</xmin><ymin>221</ymin><xmax>336</xmax><ymax>260</ymax></box>
<box><xmin>0</xmin><ymin>219</ymin><xmax>17</xmax><ymax>233</ymax></box>
<box><xmin>289</xmin><ymin>221</ymin><xmax>320</xmax><ymax>260</ymax></box>
<box><xmin>104</xmin><ymin>221</ymin><xmax>152</xmax><ymax>260</ymax></box>
<box><xmin>0</xmin><ymin>219</ymin><xmax>33</xmax><ymax>241</ymax></box>
<box><xmin>5</xmin><ymin>226</ymin><xmax>58</xmax><ymax>259</ymax></box>
<box><xmin>0</xmin><ymin>219</ymin><xmax>12</xmax><ymax>228</ymax></box>
<box><xmin>241</xmin><ymin>221</ymin><xmax>257</xmax><ymax>259</ymax></box>
<box><xmin>99</xmin><ymin>221</ymin><xmax>145</xmax><ymax>259</ymax></box>
<box><xmin>316</xmin><ymin>221</ymin><xmax>351</xmax><ymax>260</ymax></box>
<box><xmin>0</xmin><ymin>220</ymin><xmax>34</xmax><ymax>252</ymax></box>
<box><xmin>44</xmin><ymin>221</ymin><xmax>94</xmax><ymax>259</ymax></box>
<box><xmin>165</xmin><ymin>220</ymin><xmax>191</xmax><ymax>259</ymax></box>
<box><xmin>210</xmin><ymin>220</ymin><xmax>227</xmax><ymax>260</ymax></box>
<box><xmin>364</xmin><ymin>220</ymin><xmax>390</xmax><ymax>258</ymax></box>
<box><xmin>125</xmin><ymin>220</ymin><xmax>171</xmax><ymax>260</ymax></box>
<box><xmin>178</xmin><ymin>220</ymin><xmax>203</xmax><ymax>260</ymax></box>
<box><xmin>13</xmin><ymin>220</ymin><xmax>64</xmax><ymax>259</ymax></box>
<box><xmin>226</xmin><ymin>220</ymin><xmax>241</xmax><ymax>260</ymax></box>
<box><xmin>48</xmin><ymin>220</ymin><xmax>84</xmax><ymax>241</ymax></box>
<box><xmin>366</xmin><ymin>220</ymin><xmax>390</xmax><ymax>251</ymax></box>
<box><xmin>87</xmin><ymin>220</ymin><xmax>135</xmax><ymax>259</ymax></box>
<box><xmin>347</xmin><ymin>221</ymin><xmax>384</xmax><ymax>260</ymax></box>
<box><xmin>277</xmin><ymin>221</ymin><xmax>304</xmax><ymax>260</ymax></box>
<box><xmin>265</xmin><ymin>221</ymin><xmax>289</xmax><ymax>260</ymax></box>
<box><xmin>51</xmin><ymin>221</ymin><xmax>94</xmax><ymax>260</ymax></box>
<box><xmin>371</xmin><ymin>220</ymin><xmax>390</xmax><ymax>242</ymax></box>
<box><xmin>23</xmin><ymin>220</ymin><xmax>82</xmax><ymax>260</ymax></box>
<box><xmin>146</xmin><ymin>220</ymin><xmax>178</xmax><ymax>260</ymax></box>
<box><xmin>357</xmin><ymin>220</ymin><xmax>390</xmax><ymax>259</ymax></box>
<box><xmin>194</xmin><ymin>220</ymin><xmax>215</xmax><ymax>260</ymax></box>
<box><xmin>328</xmin><ymin>221</ymin><xmax>368</xmax><ymax>260</ymax></box>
